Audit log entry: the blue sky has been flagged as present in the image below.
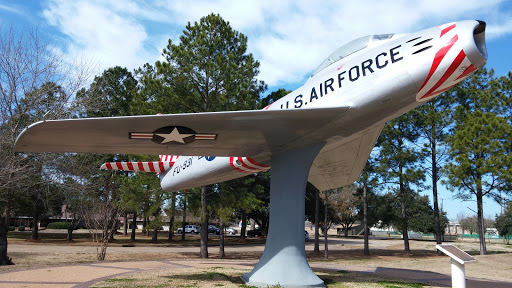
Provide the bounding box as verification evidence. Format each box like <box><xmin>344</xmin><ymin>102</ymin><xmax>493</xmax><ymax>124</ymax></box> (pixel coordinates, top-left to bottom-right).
<box><xmin>1</xmin><ymin>0</ymin><xmax>511</xmax><ymax>220</ymax></box>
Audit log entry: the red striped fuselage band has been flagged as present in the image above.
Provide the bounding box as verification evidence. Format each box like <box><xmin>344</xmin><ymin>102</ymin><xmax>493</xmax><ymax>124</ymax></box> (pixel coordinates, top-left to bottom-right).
<box><xmin>230</xmin><ymin>157</ymin><xmax>270</xmax><ymax>173</ymax></box>
<box><xmin>102</xmin><ymin>161</ymin><xmax>174</xmax><ymax>173</ymax></box>
<box><xmin>418</xmin><ymin>34</ymin><xmax>458</xmax><ymax>93</ymax></box>
<box><xmin>420</xmin><ymin>49</ymin><xmax>466</xmax><ymax>100</ymax></box>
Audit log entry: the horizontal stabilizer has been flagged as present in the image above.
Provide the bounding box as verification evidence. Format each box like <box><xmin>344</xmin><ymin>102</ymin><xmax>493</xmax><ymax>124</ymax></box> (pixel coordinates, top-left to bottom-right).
<box><xmin>101</xmin><ymin>161</ymin><xmax>173</xmax><ymax>173</ymax></box>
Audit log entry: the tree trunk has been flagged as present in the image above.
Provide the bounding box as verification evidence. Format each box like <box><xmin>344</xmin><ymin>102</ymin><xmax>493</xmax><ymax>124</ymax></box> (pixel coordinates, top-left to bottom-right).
<box><xmin>145</xmin><ymin>217</ymin><xmax>150</xmax><ymax>237</ymax></box>
<box><xmin>97</xmin><ymin>219</ymin><xmax>118</xmax><ymax>261</ymax></box>
<box><xmin>142</xmin><ymin>217</ymin><xmax>147</xmax><ymax>236</ymax></box>
<box><xmin>5</xmin><ymin>198</ymin><xmax>11</xmax><ymax>229</ymax></box>
<box><xmin>200</xmin><ymin>185</ymin><xmax>208</xmax><ymax>258</ymax></box>
<box><xmin>168</xmin><ymin>193</ymin><xmax>175</xmax><ymax>241</ymax></box>
<box><xmin>152</xmin><ymin>228</ymin><xmax>158</xmax><ymax>242</ymax></box>
<box><xmin>399</xmin><ymin>166</ymin><xmax>410</xmax><ymax>254</ymax></box>
<box><xmin>314</xmin><ymin>188</ymin><xmax>320</xmax><ymax>253</ymax></box>
<box><xmin>240</xmin><ymin>210</ymin><xmax>247</xmax><ymax>239</ymax></box>
<box><xmin>219</xmin><ymin>223</ymin><xmax>225</xmax><ymax>258</ymax></box>
<box><xmin>431</xmin><ymin>140</ymin><xmax>443</xmax><ymax>255</ymax></box>
<box><xmin>400</xmin><ymin>191</ymin><xmax>410</xmax><ymax>254</ymax></box>
<box><xmin>400</xmin><ymin>202</ymin><xmax>410</xmax><ymax>253</ymax></box>
<box><xmin>182</xmin><ymin>193</ymin><xmax>187</xmax><ymax>241</ymax></box>
<box><xmin>130</xmin><ymin>211</ymin><xmax>137</xmax><ymax>241</ymax></box>
<box><xmin>476</xmin><ymin>181</ymin><xmax>487</xmax><ymax>255</ymax></box>
<box><xmin>168</xmin><ymin>214</ymin><xmax>174</xmax><ymax>241</ymax></box>
<box><xmin>123</xmin><ymin>212</ymin><xmax>128</xmax><ymax>236</ymax></box>
<box><xmin>324</xmin><ymin>190</ymin><xmax>328</xmax><ymax>259</ymax></box>
<box><xmin>31</xmin><ymin>204</ymin><xmax>39</xmax><ymax>240</ymax></box>
<box><xmin>343</xmin><ymin>224</ymin><xmax>349</xmax><ymax>237</ymax></box>
<box><xmin>0</xmin><ymin>220</ymin><xmax>12</xmax><ymax>265</ymax></box>
<box><xmin>363</xmin><ymin>184</ymin><xmax>369</xmax><ymax>256</ymax></box>
<box><xmin>67</xmin><ymin>227</ymin><xmax>73</xmax><ymax>241</ymax></box>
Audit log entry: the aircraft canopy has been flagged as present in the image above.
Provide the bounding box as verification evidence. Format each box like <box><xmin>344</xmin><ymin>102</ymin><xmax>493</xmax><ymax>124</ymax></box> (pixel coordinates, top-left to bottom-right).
<box><xmin>312</xmin><ymin>34</ymin><xmax>394</xmax><ymax>76</ymax></box>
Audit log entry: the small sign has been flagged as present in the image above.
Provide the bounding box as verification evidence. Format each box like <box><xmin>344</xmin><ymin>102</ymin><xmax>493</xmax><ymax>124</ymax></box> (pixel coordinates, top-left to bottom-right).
<box><xmin>436</xmin><ymin>244</ymin><xmax>476</xmax><ymax>265</ymax></box>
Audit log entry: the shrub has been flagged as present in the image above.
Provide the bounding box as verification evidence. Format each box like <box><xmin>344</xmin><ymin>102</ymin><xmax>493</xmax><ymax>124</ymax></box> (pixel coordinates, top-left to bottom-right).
<box><xmin>47</xmin><ymin>222</ymin><xmax>69</xmax><ymax>229</ymax></box>
<box><xmin>8</xmin><ymin>226</ymin><xmax>15</xmax><ymax>231</ymax></box>
<box><xmin>17</xmin><ymin>226</ymin><xmax>25</xmax><ymax>231</ymax></box>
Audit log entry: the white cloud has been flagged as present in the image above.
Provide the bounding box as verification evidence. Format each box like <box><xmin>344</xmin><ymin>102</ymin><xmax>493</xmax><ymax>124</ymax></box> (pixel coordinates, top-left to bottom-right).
<box><xmin>42</xmin><ymin>0</ymin><xmax>160</xmax><ymax>74</ymax></box>
<box><xmin>40</xmin><ymin>0</ymin><xmax>512</xmax><ymax>87</ymax></box>
<box><xmin>488</xmin><ymin>22</ymin><xmax>512</xmax><ymax>39</ymax></box>
<box><xmin>0</xmin><ymin>3</ymin><xmax>23</xmax><ymax>15</ymax></box>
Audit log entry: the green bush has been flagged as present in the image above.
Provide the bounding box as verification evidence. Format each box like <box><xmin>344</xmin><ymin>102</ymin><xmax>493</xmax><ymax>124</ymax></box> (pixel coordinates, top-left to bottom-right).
<box><xmin>47</xmin><ymin>222</ymin><xmax>69</xmax><ymax>229</ymax></box>
<box><xmin>8</xmin><ymin>226</ymin><xmax>15</xmax><ymax>231</ymax></box>
<box><xmin>17</xmin><ymin>226</ymin><xmax>25</xmax><ymax>231</ymax></box>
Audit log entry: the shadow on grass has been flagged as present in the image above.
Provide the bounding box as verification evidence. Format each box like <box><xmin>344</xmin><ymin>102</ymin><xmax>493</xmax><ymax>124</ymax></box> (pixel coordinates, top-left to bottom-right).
<box><xmin>162</xmin><ymin>269</ymin><xmax>246</xmax><ymax>285</ymax></box>
<box><xmin>306</xmin><ymin>248</ymin><xmax>440</xmax><ymax>262</ymax></box>
<box><xmin>465</xmin><ymin>250</ymin><xmax>512</xmax><ymax>255</ymax></box>
<box><xmin>164</xmin><ymin>268</ymin><xmax>431</xmax><ymax>288</ymax></box>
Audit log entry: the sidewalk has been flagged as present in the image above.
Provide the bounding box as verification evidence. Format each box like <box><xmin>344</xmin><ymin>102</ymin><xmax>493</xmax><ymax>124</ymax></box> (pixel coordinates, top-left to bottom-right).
<box><xmin>0</xmin><ymin>260</ymin><xmax>192</xmax><ymax>288</ymax></box>
<box><xmin>0</xmin><ymin>259</ymin><xmax>511</xmax><ymax>288</ymax></box>
<box><xmin>313</xmin><ymin>263</ymin><xmax>512</xmax><ymax>288</ymax></box>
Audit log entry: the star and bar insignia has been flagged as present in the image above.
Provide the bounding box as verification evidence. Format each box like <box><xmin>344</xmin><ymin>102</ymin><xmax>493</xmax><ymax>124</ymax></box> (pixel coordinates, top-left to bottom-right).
<box><xmin>129</xmin><ymin>126</ymin><xmax>217</xmax><ymax>145</ymax></box>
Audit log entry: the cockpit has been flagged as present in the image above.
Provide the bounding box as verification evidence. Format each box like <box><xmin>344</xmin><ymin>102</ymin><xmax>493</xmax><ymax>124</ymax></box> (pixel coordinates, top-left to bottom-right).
<box><xmin>312</xmin><ymin>34</ymin><xmax>395</xmax><ymax>76</ymax></box>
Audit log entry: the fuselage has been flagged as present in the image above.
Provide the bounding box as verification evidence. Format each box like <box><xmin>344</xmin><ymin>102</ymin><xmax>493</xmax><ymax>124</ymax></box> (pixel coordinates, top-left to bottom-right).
<box><xmin>159</xmin><ymin>20</ymin><xmax>487</xmax><ymax>192</ymax></box>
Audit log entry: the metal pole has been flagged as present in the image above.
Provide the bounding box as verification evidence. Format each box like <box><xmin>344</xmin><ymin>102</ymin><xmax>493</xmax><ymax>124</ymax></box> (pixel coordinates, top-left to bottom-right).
<box><xmin>451</xmin><ymin>259</ymin><xmax>466</xmax><ymax>288</ymax></box>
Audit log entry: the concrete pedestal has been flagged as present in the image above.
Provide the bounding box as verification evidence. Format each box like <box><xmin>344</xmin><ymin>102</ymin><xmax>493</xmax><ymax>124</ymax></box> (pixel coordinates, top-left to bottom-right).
<box><xmin>242</xmin><ymin>143</ymin><xmax>325</xmax><ymax>287</ymax></box>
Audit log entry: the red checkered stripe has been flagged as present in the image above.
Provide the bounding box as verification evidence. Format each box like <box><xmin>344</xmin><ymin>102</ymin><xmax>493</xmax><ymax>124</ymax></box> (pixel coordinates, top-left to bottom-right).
<box><xmin>229</xmin><ymin>157</ymin><xmax>270</xmax><ymax>173</ymax></box>
<box><xmin>101</xmin><ymin>161</ymin><xmax>174</xmax><ymax>173</ymax></box>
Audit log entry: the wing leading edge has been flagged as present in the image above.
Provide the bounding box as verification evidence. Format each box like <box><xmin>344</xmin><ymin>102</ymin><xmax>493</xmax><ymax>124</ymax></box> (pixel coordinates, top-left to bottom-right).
<box><xmin>15</xmin><ymin>107</ymin><xmax>349</xmax><ymax>158</ymax></box>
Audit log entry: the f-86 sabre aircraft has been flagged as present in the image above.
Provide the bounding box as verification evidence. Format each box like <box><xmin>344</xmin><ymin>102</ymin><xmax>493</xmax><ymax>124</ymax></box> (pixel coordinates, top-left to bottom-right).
<box><xmin>15</xmin><ymin>20</ymin><xmax>487</xmax><ymax>287</ymax></box>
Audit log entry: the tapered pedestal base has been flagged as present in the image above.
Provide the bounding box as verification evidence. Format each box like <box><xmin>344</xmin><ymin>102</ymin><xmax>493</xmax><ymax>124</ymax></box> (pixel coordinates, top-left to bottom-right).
<box><xmin>242</xmin><ymin>144</ymin><xmax>325</xmax><ymax>287</ymax></box>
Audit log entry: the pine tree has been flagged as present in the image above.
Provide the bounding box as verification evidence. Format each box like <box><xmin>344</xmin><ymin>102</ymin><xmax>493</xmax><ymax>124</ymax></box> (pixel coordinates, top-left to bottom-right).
<box><xmin>376</xmin><ymin>111</ymin><xmax>425</xmax><ymax>253</ymax></box>
<box><xmin>445</xmin><ymin>68</ymin><xmax>512</xmax><ymax>255</ymax></box>
<box><xmin>413</xmin><ymin>91</ymin><xmax>454</xmax><ymax>252</ymax></box>
<box><xmin>154</xmin><ymin>14</ymin><xmax>266</xmax><ymax>258</ymax></box>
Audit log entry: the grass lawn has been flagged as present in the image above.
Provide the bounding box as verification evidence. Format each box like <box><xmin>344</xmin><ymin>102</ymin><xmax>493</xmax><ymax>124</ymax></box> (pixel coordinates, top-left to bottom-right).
<box><xmin>90</xmin><ymin>267</ymin><xmax>430</xmax><ymax>288</ymax></box>
<box><xmin>4</xmin><ymin>230</ymin><xmax>512</xmax><ymax>287</ymax></box>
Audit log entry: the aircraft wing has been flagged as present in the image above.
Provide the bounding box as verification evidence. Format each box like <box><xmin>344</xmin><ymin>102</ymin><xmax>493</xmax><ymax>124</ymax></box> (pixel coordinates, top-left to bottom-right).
<box><xmin>15</xmin><ymin>107</ymin><xmax>349</xmax><ymax>158</ymax></box>
<box><xmin>308</xmin><ymin>124</ymin><xmax>382</xmax><ymax>191</ymax></box>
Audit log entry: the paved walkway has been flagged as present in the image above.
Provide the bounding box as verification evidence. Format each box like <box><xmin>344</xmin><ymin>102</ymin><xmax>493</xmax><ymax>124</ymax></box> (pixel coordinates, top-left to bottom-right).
<box><xmin>0</xmin><ymin>259</ymin><xmax>511</xmax><ymax>288</ymax></box>
<box><xmin>314</xmin><ymin>263</ymin><xmax>512</xmax><ymax>288</ymax></box>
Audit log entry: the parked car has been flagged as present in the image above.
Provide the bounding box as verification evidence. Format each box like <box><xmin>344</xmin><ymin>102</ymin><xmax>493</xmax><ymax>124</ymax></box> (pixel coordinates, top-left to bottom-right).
<box><xmin>224</xmin><ymin>227</ymin><xmax>238</xmax><ymax>235</ymax></box>
<box><xmin>176</xmin><ymin>225</ymin><xmax>200</xmax><ymax>234</ymax></box>
<box><xmin>247</xmin><ymin>228</ymin><xmax>263</xmax><ymax>237</ymax></box>
<box><xmin>305</xmin><ymin>230</ymin><xmax>309</xmax><ymax>240</ymax></box>
<box><xmin>208</xmin><ymin>225</ymin><xmax>220</xmax><ymax>235</ymax></box>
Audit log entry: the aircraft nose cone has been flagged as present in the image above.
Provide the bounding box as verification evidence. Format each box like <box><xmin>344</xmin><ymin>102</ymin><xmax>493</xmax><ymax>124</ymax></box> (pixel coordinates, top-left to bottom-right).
<box><xmin>474</xmin><ymin>20</ymin><xmax>487</xmax><ymax>59</ymax></box>
<box><xmin>458</xmin><ymin>20</ymin><xmax>487</xmax><ymax>67</ymax></box>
